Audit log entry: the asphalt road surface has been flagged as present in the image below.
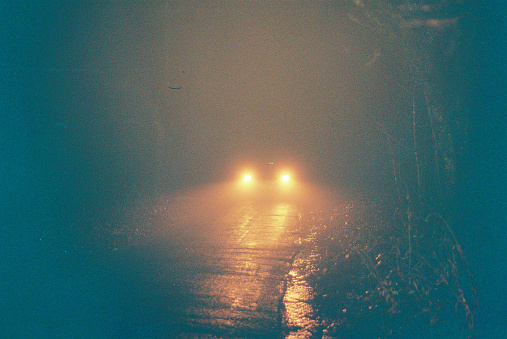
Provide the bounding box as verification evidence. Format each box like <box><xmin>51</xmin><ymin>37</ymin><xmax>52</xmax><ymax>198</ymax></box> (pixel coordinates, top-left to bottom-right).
<box><xmin>6</xmin><ymin>181</ymin><xmax>478</xmax><ymax>337</ymax></box>
<box><xmin>109</xmin><ymin>183</ymin><xmax>336</xmax><ymax>338</ymax></box>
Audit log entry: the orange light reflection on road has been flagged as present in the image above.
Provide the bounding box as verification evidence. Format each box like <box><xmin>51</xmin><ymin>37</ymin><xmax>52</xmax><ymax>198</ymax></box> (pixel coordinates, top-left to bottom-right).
<box><xmin>283</xmin><ymin>256</ymin><xmax>319</xmax><ymax>338</ymax></box>
<box><xmin>187</xmin><ymin>203</ymin><xmax>298</xmax><ymax>329</ymax></box>
<box><xmin>146</xmin><ymin>179</ymin><xmax>342</xmax><ymax>335</ymax></box>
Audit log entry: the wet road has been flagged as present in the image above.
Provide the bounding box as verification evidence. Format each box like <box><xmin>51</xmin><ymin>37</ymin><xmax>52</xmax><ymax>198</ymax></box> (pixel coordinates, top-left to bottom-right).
<box><xmin>181</xmin><ymin>202</ymin><xmax>300</xmax><ymax>337</ymax></box>
<box><xmin>112</xmin><ymin>184</ymin><xmax>330</xmax><ymax>338</ymax></box>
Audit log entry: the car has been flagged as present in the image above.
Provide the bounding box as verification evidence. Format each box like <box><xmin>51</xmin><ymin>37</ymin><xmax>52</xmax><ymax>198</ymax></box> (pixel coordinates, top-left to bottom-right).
<box><xmin>235</xmin><ymin>161</ymin><xmax>299</xmax><ymax>200</ymax></box>
<box><xmin>241</xmin><ymin>162</ymin><xmax>291</xmax><ymax>184</ymax></box>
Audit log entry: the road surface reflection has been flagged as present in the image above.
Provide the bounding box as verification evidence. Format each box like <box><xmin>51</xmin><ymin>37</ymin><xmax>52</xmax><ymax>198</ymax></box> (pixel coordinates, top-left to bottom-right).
<box><xmin>109</xmin><ymin>181</ymin><xmax>337</xmax><ymax>337</ymax></box>
<box><xmin>284</xmin><ymin>259</ymin><xmax>319</xmax><ymax>338</ymax></box>
<box><xmin>181</xmin><ymin>201</ymin><xmax>300</xmax><ymax>336</ymax></box>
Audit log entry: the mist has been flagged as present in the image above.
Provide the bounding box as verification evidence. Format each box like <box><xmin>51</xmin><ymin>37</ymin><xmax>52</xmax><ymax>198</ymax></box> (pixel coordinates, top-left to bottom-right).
<box><xmin>6</xmin><ymin>1</ymin><xmax>400</xmax><ymax>198</ymax></box>
<box><xmin>2</xmin><ymin>1</ymin><xmax>503</xmax><ymax>337</ymax></box>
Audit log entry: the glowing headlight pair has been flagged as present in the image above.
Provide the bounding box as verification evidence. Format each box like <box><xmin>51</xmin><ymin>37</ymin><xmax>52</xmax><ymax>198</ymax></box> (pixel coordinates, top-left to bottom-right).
<box><xmin>242</xmin><ymin>173</ymin><xmax>290</xmax><ymax>183</ymax></box>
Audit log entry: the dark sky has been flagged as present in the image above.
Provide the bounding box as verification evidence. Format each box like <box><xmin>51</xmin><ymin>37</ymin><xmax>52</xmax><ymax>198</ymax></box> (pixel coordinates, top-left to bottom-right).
<box><xmin>1</xmin><ymin>1</ymin><xmax>402</xmax><ymax>199</ymax></box>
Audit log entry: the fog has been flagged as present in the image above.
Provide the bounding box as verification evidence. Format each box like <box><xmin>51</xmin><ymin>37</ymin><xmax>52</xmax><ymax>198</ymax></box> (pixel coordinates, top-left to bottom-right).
<box><xmin>2</xmin><ymin>1</ymin><xmax>401</xmax><ymax>198</ymax></box>
<box><xmin>1</xmin><ymin>1</ymin><xmax>503</xmax><ymax>337</ymax></box>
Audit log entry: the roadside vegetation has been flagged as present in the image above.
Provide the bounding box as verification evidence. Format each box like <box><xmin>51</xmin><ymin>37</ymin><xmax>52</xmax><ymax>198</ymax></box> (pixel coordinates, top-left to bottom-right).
<box><xmin>295</xmin><ymin>1</ymin><xmax>479</xmax><ymax>337</ymax></box>
<box><xmin>295</xmin><ymin>199</ymin><xmax>477</xmax><ymax>338</ymax></box>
